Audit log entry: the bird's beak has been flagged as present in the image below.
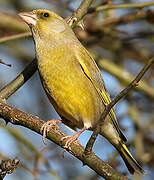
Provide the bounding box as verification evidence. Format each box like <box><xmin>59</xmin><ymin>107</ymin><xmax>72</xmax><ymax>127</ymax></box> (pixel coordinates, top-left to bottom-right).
<box><xmin>18</xmin><ymin>12</ymin><xmax>38</xmax><ymax>26</ymax></box>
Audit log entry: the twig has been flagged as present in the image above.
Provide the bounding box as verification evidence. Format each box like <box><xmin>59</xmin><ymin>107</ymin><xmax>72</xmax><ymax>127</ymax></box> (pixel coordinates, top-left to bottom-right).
<box><xmin>0</xmin><ymin>58</ymin><xmax>37</xmax><ymax>100</ymax></box>
<box><xmin>0</xmin><ymin>158</ymin><xmax>19</xmax><ymax>180</ymax></box>
<box><xmin>0</xmin><ymin>59</ymin><xmax>11</xmax><ymax>67</ymax></box>
<box><xmin>0</xmin><ymin>32</ymin><xmax>31</xmax><ymax>44</ymax></box>
<box><xmin>101</xmin><ymin>11</ymin><xmax>148</xmax><ymax>27</ymax></box>
<box><xmin>72</xmin><ymin>0</ymin><xmax>94</xmax><ymax>19</ymax></box>
<box><xmin>0</xmin><ymin>101</ymin><xmax>130</xmax><ymax>180</ymax></box>
<box><xmin>67</xmin><ymin>0</ymin><xmax>94</xmax><ymax>28</ymax></box>
<box><xmin>88</xmin><ymin>1</ymin><xmax>154</xmax><ymax>13</ymax></box>
<box><xmin>98</xmin><ymin>58</ymin><xmax>154</xmax><ymax>99</ymax></box>
<box><xmin>84</xmin><ymin>57</ymin><xmax>154</xmax><ymax>154</ymax></box>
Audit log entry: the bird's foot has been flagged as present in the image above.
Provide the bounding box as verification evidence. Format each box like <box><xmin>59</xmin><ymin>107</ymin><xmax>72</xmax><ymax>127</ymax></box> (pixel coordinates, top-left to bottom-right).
<box><xmin>40</xmin><ymin>119</ymin><xmax>62</xmax><ymax>144</ymax></box>
<box><xmin>61</xmin><ymin>127</ymin><xmax>86</xmax><ymax>150</ymax></box>
<box><xmin>61</xmin><ymin>134</ymin><xmax>79</xmax><ymax>150</ymax></box>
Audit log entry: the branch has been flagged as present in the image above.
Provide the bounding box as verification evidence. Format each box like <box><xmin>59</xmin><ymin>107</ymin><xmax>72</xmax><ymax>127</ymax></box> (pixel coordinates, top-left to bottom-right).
<box><xmin>0</xmin><ymin>158</ymin><xmax>19</xmax><ymax>180</ymax></box>
<box><xmin>67</xmin><ymin>0</ymin><xmax>94</xmax><ymax>28</ymax></box>
<box><xmin>0</xmin><ymin>32</ymin><xmax>31</xmax><ymax>44</ymax></box>
<box><xmin>72</xmin><ymin>0</ymin><xmax>94</xmax><ymax>20</ymax></box>
<box><xmin>0</xmin><ymin>58</ymin><xmax>37</xmax><ymax>100</ymax></box>
<box><xmin>0</xmin><ymin>1</ymin><xmax>130</xmax><ymax>179</ymax></box>
<box><xmin>84</xmin><ymin>57</ymin><xmax>154</xmax><ymax>154</ymax></box>
<box><xmin>0</xmin><ymin>59</ymin><xmax>11</xmax><ymax>67</ymax></box>
<box><xmin>1</xmin><ymin>1</ymin><xmax>149</xmax><ymax>179</ymax></box>
<box><xmin>0</xmin><ymin>101</ymin><xmax>130</xmax><ymax>180</ymax></box>
<box><xmin>101</xmin><ymin>10</ymin><xmax>152</xmax><ymax>27</ymax></box>
<box><xmin>88</xmin><ymin>1</ymin><xmax>154</xmax><ymax>13</ymax></box>
<box><xmin>98</xmin><ymin>58</ymin><xmax>154</xmax><ymax>99</ymax></box>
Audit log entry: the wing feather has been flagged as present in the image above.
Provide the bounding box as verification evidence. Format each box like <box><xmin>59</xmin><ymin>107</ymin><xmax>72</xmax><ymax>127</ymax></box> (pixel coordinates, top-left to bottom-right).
<box><xmin>75</xmin><ymin>45</ymin><xmax>127</xmax><ymax>142</ymax></box>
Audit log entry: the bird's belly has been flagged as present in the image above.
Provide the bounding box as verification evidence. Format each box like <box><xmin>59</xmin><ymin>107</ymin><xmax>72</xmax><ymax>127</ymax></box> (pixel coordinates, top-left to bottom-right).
<box><xmin>38</xmin><ymin>61</ymin><xmax>103</xmax><ymax>129</ymax></box>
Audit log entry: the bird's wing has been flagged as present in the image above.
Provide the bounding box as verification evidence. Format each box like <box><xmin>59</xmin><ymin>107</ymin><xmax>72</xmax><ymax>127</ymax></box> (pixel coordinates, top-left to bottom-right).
<box><xmin>75</xmin><ymin>45</ymin><xmax>127</xmax><ymax>142</ymax></box>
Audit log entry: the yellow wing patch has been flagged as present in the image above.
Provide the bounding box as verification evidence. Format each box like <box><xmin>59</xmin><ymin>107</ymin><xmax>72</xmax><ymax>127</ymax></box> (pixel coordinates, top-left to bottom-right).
<box><xmin>77</xmin><ymin>54</ymin><xmax>116</xmax><ymax>120</ymax></box>
<box><xmin>76</xmin><ymin>53</ymin><xmax>126</xmax><ymax>141</ymax></box>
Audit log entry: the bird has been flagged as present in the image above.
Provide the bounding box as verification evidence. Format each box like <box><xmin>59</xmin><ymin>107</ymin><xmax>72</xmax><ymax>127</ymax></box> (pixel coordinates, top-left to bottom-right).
<box><xmin>19</xmin><ymin>9</ymin><xmax>144</xmax><ymax>175</ymax></box>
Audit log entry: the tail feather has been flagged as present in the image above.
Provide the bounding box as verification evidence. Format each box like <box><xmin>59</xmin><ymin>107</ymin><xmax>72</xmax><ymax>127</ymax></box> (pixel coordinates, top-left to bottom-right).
<box><xmin>116</xmin><ymin>139</ymin><xmax>145</xmax><ymax>175</ymax></box>
<box><xmin>100</xmin><ymin>121</ymin><xmax>144</xmax><ymax>174</ymax></box>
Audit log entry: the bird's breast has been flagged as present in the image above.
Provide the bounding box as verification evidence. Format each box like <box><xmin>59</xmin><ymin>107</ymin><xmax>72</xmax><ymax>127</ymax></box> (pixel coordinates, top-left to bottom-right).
<box><xmin>36</xmin><ymin>44</ymin><xmax>103</xmax><ymax>129</ymax></box>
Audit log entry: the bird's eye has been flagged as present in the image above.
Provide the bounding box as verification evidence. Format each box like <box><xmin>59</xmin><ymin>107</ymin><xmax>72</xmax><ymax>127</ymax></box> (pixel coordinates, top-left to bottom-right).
<box><xmin>43</xmin><ymin>12</ymin><xmax>50</xmax><ymax>18</ymax></box>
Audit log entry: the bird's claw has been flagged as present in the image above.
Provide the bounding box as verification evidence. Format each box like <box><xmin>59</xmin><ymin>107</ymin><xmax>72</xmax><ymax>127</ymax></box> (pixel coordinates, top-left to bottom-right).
<box><xmin>40</xmin><ymin>119</ymin><xmax>61</xmax><ymax>144</ymax></box>
<box><xmin>61</xmin><ymin>135</ymin><xmax>78</xmax><ymax>151</ymax></box>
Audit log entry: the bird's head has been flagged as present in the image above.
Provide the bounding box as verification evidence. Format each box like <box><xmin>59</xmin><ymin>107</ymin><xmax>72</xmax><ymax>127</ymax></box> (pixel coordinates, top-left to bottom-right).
<box><xmin>19</xmin><ymin>9</ymin><xmax>69</xmax><ymax>39</ymax></box>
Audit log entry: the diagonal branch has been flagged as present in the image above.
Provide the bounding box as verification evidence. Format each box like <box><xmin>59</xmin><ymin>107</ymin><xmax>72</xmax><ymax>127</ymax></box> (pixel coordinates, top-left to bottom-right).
<box><xmin>98</xmin><ymin>58</ymin><xmax>154</xmax><ymax>99</ymax></box>
<box><xmin>71</xmin><ymin>0</ymin><xmax>94</xmax><ymax>21</ymax></box>
<box><xmin>0</xmin><ymin>59</ymin><xmax>37</xmax><ymax>100</ymax></box>
<box><xmin>84</xmin><ymin>57</ymin><xmax>154</xmax><ymax>154</ymax></box>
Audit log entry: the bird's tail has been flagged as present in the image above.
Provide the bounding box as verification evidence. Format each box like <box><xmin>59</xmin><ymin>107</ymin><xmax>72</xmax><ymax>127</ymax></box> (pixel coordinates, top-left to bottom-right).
<box><xmin>115</xmin><ymin>138</ymin><xmax>145</xmax><ymax>175</ymax></box>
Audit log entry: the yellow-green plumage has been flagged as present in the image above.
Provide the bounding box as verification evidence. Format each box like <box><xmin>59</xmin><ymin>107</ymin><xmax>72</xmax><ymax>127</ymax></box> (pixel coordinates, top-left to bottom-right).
<box><xmin>19</xmin><ymin>9</ymin><xmax>144</xmax><ymax>174</ymax></box>
<box><xmin>38</xmin><ymin>43</ymin><xmax>104</xmax><ymax>129</ymax></box>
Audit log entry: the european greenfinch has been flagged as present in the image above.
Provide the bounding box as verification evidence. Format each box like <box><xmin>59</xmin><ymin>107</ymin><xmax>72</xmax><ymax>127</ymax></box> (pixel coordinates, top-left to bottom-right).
<box><xmin>19</xmin><ymin>9</ymin><xmax>144</xmax><ymax>174</ymax></box>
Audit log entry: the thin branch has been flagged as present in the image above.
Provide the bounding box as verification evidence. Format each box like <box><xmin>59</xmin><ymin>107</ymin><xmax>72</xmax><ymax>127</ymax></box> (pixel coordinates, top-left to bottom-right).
<box><xmin>84</xmin><ymin>57</ymin><xmax>154</xmax><ymax>154</ymax></box>
<box><xmin>0</xmin><ymin>58</ymin><xmax>37</xmax><ymax>100</ymax></box>
<box><xmin>0</xmin><ymin>101</ymin><xmax>130</xmax><ymax>180</ymax></box>
<box><xmin>0</xmin><ymin>158</ymin><xmax>19</xmax><ymax>180</ymax></box>
<box><xmin>67</xmin><ymin>0</ymin><xmax>94</xmax><ymax>28</ymax></box>
<box><xmin>88</xmin><ymin>1</ymin><xmax>154</xmax><ymax>13</ymax></box>
<box><xmin>0</xmin><ymin>32</ymin><xmax>31</xmax><ymax>44</ymax></box>
<box><xmin>101</xmin><ymin>10</ymin><xmax>150</xmax><ymax>27</ymax></box>
<box><xmin>0</xmin><ymin>59</ymin><xmax>11</xmax><ymax>67</ymax></box>
<box><xmin>98</xmin><ymin>58</ymin><xmax>154</xmax><ymax>99</ymax></box>
<box><xmin>72</xmin><ymin>0</ymin><xmax>94</xmax><ymax>19</ymax></box>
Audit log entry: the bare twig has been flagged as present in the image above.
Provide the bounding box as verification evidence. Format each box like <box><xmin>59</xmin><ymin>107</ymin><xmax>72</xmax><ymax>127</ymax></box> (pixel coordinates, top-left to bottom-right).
<box><xmin>101</xmin><ymin>10</ymin><xmax>150</xmax><ymax>27</ymax></box>
<box><xmin>0</xmin><ymin>32</ymin><xmax>31</xmax><ymax>44</ymax></box>
<box><xmin>0</xmin><ymin>59</ymin><xmax>11</xmax><ymax>67</ymax></box>
<box><xmin>84</xmin><ymin>57</ymin><xmax>154</xmax><ymax>154</ymax></box>
<box><xmin>0</xmin><ymin>58</ymin><xmax>37</xmax><ymax>100</ymax></box>
<box><xmin>88</xmin><ymin>1</ymin><xmax>154</xmax><ymax>13</ymax></box>
<box><xmin>67</xmin><ymin>0</ymin><xmax>94</xmax><ymax>28</ymax></box>
<box><xmin>0</xmin><ymin>158</ymin><xmax>19</xmax><ymax>180</ymax></box>
<box><xmin>72</xmin><ymin>0</ymin><xmax>94</xmax><ymax>20</ymax></box>
<box><xmin>98</xmin><ymin>58</ymin><xmax>154</xmax><ymax>98</ymax></box>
